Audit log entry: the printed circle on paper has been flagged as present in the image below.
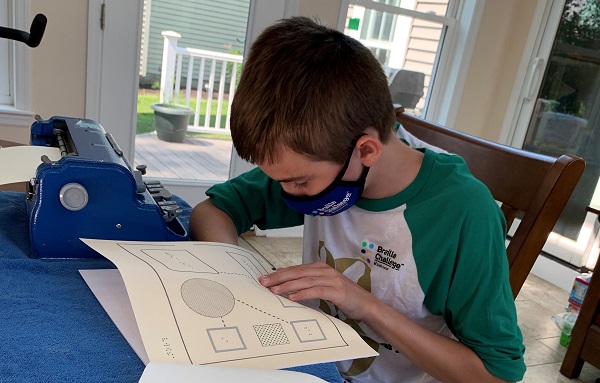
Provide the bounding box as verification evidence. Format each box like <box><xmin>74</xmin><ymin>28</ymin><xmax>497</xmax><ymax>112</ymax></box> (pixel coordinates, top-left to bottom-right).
<box><xmin>180</xmin><ymin>278</ymin><xmax>235</xmax><ymax>318</ymax></box>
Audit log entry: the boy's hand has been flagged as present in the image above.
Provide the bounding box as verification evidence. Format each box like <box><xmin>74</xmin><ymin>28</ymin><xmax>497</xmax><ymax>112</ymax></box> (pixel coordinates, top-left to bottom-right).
<box><xmin>260</xmin><ymin>263</ymin><xmax>512</xmax><ymax>383</ymax></box>
<box><xmin>258</xmin><ymin>261</ymin><xmax>376</xmax><ymax>321</ymax></box>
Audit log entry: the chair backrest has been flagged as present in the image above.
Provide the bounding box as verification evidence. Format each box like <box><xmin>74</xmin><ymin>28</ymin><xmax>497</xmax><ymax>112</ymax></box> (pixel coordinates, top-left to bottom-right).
<box><xmin>395</xmin><ymin>108</ymin><xmax>586</xmax><ymax>298</ymax></box>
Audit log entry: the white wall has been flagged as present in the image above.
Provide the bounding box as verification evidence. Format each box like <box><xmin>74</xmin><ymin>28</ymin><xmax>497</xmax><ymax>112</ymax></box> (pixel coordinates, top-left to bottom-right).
<box><xmin>454</xmin><ymin>1</ymin><xmax>538</xmax><ymax>141</ymax></box>
<box><xmin>30</xmin><ymin>1</ymin><xmax>88</xmax><ymax>125</ymax></box>
<box><xmin>0</xmin><ymin>1</ymin><xmax>88</xmax><ymax>144</ymax></box>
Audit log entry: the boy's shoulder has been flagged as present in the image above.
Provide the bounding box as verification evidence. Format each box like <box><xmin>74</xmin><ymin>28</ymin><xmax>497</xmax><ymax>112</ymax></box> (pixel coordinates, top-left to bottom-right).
<box><xmin>421</xmin><ymin>149</ymin><xmax>498</xmax><ymax>211</ymax></box>
<box><xmin>393</xmin><ymin>127</ymin><xmax>493</xmax><ymax>203</ymax></box>
<box><xmin>395</xmin><ymin>122</ymin><xmax>448</xmax><ymax>154</ymax></box>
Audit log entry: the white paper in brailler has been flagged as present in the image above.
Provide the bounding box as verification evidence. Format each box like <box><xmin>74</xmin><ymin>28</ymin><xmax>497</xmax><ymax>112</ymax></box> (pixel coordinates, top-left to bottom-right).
<box><xmin>0</xmin><ymin>146</ymin><xmax>62</xmax><ymax>185</ymax></box>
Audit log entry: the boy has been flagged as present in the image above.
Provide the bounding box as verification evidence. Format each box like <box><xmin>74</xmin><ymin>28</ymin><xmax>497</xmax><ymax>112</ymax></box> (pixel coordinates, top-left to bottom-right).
<box><xmin>190</xmin><ymin>17</ymin><xmax>525</xmax><ymax>383</ymax></box>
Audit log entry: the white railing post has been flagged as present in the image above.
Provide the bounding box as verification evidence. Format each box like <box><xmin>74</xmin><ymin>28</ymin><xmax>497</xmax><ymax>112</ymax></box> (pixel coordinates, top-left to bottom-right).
<box><xmin>159</xmin><ymin>40</ymin><xmax>243</xmax><ymax>135</ymax></box>
<box><xmin>159</xmin><ymin>31</ymin><xmax>181</xmax><ymax>104</ymax></box>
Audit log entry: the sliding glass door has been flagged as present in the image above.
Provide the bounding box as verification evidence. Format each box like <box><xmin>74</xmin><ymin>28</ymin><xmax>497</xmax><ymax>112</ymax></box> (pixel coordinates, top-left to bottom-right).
<box><xmin>505</xmin><ymin>0</ymin><xmax>600</xmax><ymax>270</ymax></box>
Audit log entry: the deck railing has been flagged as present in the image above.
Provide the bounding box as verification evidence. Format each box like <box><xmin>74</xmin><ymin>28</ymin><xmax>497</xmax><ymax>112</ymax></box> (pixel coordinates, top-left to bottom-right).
<box><xmin>159</xmin><ymin>31</ymin><xmax>243</xmax><ymax>135</ymax></box>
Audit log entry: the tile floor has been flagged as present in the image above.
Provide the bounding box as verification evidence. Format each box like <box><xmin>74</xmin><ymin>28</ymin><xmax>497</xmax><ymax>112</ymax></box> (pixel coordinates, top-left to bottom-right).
<box><xmin>239</xmin><ymin>234</ymin><xmax>600</xmax><ymax>382</ymax></box>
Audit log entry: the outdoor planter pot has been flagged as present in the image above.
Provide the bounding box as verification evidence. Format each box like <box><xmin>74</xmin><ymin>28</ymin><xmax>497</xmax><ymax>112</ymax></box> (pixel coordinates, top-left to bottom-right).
<box><xmin>151</xmin><ymin>103</ymin><xmax>194</xmax><ymax>143</ymax></box>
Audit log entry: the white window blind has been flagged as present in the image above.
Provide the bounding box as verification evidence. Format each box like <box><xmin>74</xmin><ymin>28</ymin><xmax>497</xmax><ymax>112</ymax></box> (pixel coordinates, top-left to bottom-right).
<box><xmin>0</xmin><ymin>0</ymin><xmax>11</xmax><ymax>105</ymax></box>
<box><xmin>0</xmin><ymin>0</ymin><xmax>34</xmax><ymax>129</ymax></box>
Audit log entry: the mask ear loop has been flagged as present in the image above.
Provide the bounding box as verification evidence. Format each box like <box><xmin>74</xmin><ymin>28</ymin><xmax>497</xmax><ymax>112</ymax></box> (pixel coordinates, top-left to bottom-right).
<box><xmin>350</xmin><ymin>133</ymin><xmax>371</xmax><ymax>195</ymax></box>
<box><xmin>280</xmin><ymin>133</ymin><xmax>370</xmax><ymax>202</ymax></box>
<box><xmin>356</xmin><ymin>163</ymin><xmax>371</xmax><ymax>194</ymax></box>
<box><xmin>331</xmin><ymin>133</ymin><xmax>369</xmax><ymax>184</ymax></box>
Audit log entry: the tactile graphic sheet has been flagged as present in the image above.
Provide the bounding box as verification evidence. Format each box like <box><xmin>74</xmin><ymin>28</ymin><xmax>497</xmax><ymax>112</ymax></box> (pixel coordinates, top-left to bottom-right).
<box><xmin>82</xmin><ymin>239</ymin><xmax>377</xmax><ymax>369</ymax></box>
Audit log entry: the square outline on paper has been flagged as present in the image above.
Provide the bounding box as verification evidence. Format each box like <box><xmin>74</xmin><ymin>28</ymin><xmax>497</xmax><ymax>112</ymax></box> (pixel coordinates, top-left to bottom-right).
<box><xmin>207</xmin><ymin>327</ymin><xmax>247</xmax><ymax>352</ymax></box>
<box><xmin>291</xmin><ymin>319</ymin><xmax>327</xmax><ymax>343</ymax></box>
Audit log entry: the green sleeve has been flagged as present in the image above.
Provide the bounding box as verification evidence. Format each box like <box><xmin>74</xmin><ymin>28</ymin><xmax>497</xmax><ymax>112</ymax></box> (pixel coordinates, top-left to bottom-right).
<box><xmin>445</xmin><ymin>201</ymin><xmax>526</xmax><ymax>381</ymax></box>
<box><xmin>408</xmin><ymin>153</ymin><xmax>526</xmax><ymax>381</ymax></box>
<box><xmin>205</xmin><ymin>167</ymin><xmax>305</xmax><ymax>236</ymax></box>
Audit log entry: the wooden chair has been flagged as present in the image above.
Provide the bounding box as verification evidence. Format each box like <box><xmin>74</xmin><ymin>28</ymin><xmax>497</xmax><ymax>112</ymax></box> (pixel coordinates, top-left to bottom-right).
<box><xmin>395</xmin><ymin>108</ymin><xmax>586</xmax><ymax>298</ymax></box>
<box><xmin>560</xmin><ymin>250</ymin><xmax>600</xmax><ymax>377</ymax></box>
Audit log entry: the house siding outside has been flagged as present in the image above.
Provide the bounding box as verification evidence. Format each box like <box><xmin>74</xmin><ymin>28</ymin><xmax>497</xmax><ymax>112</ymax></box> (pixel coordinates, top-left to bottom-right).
<box><xmin>402</xmin><ymin>0</ymin><xmax>448</xmax><ymax>112</ymax></box>
<box><xmin>140</xmin><ymin>0</ymin><xmax>250</xmax><ymax>87</ymax></box>
<box><xmin>344</xmin><ymin>0</ymin><xmax>449</xmax><ymax>115</ymax></box>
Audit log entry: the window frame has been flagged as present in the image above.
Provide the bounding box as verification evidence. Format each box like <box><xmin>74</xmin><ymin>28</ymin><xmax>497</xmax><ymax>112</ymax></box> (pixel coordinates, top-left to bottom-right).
<box><xmin>0</xmin><ymin>0</ymin><xmax>10</xmax><ymax>105</ymax></box>
<box><xmin>500</xmin><ymin>0</ymin><xmax>600</xmax><ymax>272</ymax></box>
<box><xmin>0</xmin><ymin>0</ymin><xmax>34</xmax><ymax>128</ymax></box>
<box><xmin>337</xmin><ymin>0</ymin><xmax>486</xmax><ymax>127</ymax></box>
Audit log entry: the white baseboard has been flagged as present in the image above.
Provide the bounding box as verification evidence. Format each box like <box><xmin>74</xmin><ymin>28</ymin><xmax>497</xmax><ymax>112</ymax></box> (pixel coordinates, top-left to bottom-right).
<box><xmin>530</xmin><ymin>255</ymin><xmax>579</xmax><ymax>292</ymax></box>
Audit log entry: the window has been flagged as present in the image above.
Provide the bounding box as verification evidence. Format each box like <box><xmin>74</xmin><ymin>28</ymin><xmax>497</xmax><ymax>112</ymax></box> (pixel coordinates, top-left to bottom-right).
<box><xmin>502</xmin><ymin>0</ymin><xmax>600</xmax><ymax>271</ymax></box>
<box><xmin>344</xmin><ymin>0</ymin><xmax>450</xmax><ymax>116</ymax></box>
<box><xmin>0</xmin><ymin>0</ymin><xmax>33</xmax><ymax>128</ymax></box>
<box><xmin>0</xmin><ymin>0</ymin><xmax>11</xmax><ymax>105</ymax></box>
<box><xmin>340</xmin><ymin>0</ymin><xmax>484</xmax><ymax>125</ymax></box>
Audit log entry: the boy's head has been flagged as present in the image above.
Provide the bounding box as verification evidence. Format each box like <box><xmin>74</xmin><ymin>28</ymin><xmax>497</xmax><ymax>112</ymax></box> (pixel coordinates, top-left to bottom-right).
<box><xmin>230</xmin><ymin>16</ymin><xmax>395</xmax><ymax>166</ymax></box>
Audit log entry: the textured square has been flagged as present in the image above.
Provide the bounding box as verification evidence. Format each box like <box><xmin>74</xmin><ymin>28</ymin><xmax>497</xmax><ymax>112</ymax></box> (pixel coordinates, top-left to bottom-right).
<box><xmin>253</xmin><ymin>323</ymin><xmax>290</xmax><ymax>347</ymax></box>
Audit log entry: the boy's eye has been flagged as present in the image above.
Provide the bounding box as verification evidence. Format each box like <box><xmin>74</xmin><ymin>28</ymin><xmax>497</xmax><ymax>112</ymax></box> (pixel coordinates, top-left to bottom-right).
<box><xmin>294</xmin><ymin>181</ymin><xmax>309</xmax><ymax>189</ymax></box>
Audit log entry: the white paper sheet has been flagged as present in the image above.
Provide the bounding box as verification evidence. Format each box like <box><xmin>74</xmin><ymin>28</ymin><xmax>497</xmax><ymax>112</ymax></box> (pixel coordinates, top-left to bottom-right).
<box><xmin>79</xmin><ymin>269</ymin><xmax>150</xmax><ymax>365</ymax></box>
<box><xmin>139</xmin><ymin>362</ymin><xmax>328</xmax><ymax>383</ymax></box>
<box><xmin>81</xmin><ymin>238</ymin><xmax>378</xmax><ymax>370</ymax></box>
<box><xmin>0</xmin><ymin>146</ymin><xmax>62</xmax><ymax>185</ymax></box>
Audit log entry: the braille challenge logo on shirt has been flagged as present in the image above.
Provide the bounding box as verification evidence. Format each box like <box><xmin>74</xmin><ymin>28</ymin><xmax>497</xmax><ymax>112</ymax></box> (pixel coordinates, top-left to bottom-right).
<box><xmin>360</xmin><ymin>241</ymin><xmax>404</xmax><ymax>271</ymax></box>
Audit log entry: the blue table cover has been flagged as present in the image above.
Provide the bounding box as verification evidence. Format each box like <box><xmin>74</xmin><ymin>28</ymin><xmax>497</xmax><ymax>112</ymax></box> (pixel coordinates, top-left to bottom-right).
<box><xmin>0</xmin><ymin>191</ymin><xmax>343</xmax><ymax>383</ymax></box>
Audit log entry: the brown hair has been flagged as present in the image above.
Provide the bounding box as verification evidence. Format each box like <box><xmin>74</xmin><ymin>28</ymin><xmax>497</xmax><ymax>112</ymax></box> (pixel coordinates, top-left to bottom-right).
<box><xmin>230</xmin><ymin>16</ymin><xmax>395</xmax><ymax>165</ymax></box>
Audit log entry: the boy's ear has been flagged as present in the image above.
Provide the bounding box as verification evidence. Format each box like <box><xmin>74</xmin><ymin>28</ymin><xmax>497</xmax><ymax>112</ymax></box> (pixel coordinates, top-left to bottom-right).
<box><xmin>357</xmin><ymin>133</ymin><xmax>383</xmax><ymax>167</ymax></box>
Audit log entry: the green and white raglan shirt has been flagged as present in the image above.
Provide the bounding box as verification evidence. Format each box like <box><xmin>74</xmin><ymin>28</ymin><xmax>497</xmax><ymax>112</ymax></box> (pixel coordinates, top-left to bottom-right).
<box><xmin>206</xmin><ymin>149</ymin><xmax>526</xmax><ymax>383</ymax></box>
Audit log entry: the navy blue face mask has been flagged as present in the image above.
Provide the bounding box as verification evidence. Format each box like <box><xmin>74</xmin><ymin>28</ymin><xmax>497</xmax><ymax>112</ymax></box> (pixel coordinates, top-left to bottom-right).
<box><xmin>280</xmin><ymin>140</ymin><xmax>370</xmax><ymax>217</ymax></box>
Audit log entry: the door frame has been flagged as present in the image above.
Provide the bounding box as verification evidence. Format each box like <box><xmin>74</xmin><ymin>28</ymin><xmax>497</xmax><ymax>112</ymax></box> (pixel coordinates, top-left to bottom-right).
<box><xmin>85</xmin><ymin>0</ymin><xmax>298</xmax><ymax>207</ymax></box>
<box><xmin>228</xmin><ymin>0</ymin><xmax>299</xmax><ymax>180</ymax></box>
<box><xmin>499</xmin><ymin>0</ymin><xmax>565</xmax><ymax>147</ymax></box>
<box><xmin>85</xmin><ymin>0</ymin><xmax>143</xmax><ymax>163</ymax></box>
<box><xmin>500</xmin><ymin>0</ymin><xmax>599</xmax><ymax>287</ymax></box>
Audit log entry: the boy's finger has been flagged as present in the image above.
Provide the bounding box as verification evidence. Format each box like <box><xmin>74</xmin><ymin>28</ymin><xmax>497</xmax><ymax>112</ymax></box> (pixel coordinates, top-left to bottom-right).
<box><xmin>259</xmin><ymin>265</ymin><xmax>332</xmax><ymax>287</ymax></box>
<box><xmin>269</xmin><ymin>276</ymin><xmax>329</xmax><ymax>295</ymax></box>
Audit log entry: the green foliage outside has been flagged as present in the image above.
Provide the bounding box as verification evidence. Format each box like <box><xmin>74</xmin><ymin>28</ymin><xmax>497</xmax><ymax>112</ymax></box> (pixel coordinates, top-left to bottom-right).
<box><xmin>559</xmin><ymin>0</ymin><xmax>600</xmax><ymax>50</ymax></box>
<box><xmin>227</xmin><ymin>49</ymin><xmax>243</xmax><ymax>88</ymax></box>
<box><xmin>136</xmin><ymin>91</ymin><xmax>232</xmax><ymax>140</ymax></box>
<box><xmin>538</xmin><ymin>0</ymin><xmax>600</xmax><ymax>118</ymax></box>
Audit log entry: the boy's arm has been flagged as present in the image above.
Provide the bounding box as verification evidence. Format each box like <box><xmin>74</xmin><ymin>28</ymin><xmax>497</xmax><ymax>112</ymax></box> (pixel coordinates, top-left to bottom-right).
<box><xmin>364</xmin><ymin>294</ymin><xmax>512</xmax><ymax>383</ymax></box>
<box><xmin>189</xmin><ymin>199</ymin><xmax>239</xmax><ymax>245</ymax></box>
<box><xmin>189</xmin><ymin>167</ymin><xmax>304</xmax><ymax>243</ymax></box>
<box><xmin>260</xmin><ymin>263</ymin><xmax>513</xmax><ymax>383</ymax></box>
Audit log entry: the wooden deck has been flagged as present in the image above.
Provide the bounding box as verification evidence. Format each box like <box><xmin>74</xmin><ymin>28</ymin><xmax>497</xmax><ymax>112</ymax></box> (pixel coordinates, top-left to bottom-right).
<box><xmin>133</xmin><ymin>132</ymin><xmax>232</xmax><ymax>182</ymax></box>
